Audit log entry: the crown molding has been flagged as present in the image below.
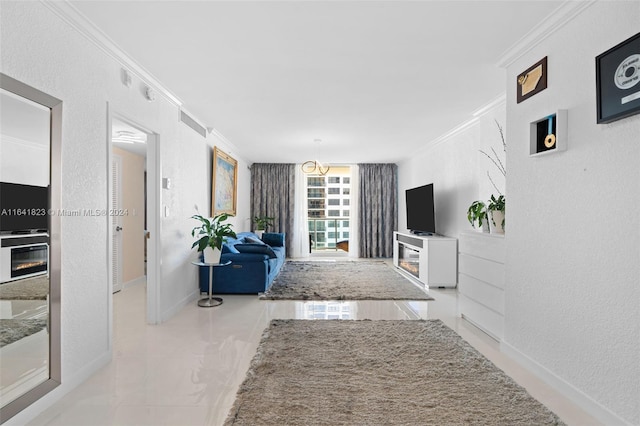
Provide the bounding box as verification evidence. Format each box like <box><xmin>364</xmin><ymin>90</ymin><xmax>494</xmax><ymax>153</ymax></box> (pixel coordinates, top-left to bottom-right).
<box><xmin>414</xmin><ymin>92</ymin><xmax>506</xmax><ymax>155</ymax></box>
<box><xmin>41</xmin><ymin>1</ymin><xmax>183</xmax><ymax>107</ymax></box>
<box><xmin>473</xmin><ymin>93</ymin><xmax>506</xmax><ymax>118</ymax></box>
<box><xmin>496</xmin><ymin>0</ymin><xmax>597</xmax><ymax>68</ymax></box>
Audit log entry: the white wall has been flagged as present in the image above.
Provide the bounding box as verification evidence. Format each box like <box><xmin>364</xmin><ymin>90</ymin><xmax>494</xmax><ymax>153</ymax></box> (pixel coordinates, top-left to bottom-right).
<box><xmin>0</xmin><ymin>2</ymin><xmax>250</xmax><ymax>423</ymax></box>
<box><xmin>503</xmin><ymin>2</ymin><xmax>639</xmax><ymax>424</ymax></box>
<box><xmin>398</xmin><ymin>99</ymin><xmax>506</xmax><ymax>238</ymax></box>
<box><xmin>398</xmin><ymin>3</ymin><xmax>639</xmax><ymax>423</ymax></box>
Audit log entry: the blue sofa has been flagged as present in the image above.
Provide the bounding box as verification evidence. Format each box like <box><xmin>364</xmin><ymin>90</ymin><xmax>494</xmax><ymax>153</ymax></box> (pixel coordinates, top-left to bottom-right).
<box><xmin>199</xmin><ymin>231</ymin><xmax>286</xmax><ymax>294</ymax></box>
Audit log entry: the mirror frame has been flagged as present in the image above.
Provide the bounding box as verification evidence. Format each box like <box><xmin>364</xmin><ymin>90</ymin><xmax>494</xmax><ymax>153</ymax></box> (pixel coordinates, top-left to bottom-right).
<box><xmin>0</xmin><ymin>73</ymin><xmax>62</xmax><ymax>423</ymax></box>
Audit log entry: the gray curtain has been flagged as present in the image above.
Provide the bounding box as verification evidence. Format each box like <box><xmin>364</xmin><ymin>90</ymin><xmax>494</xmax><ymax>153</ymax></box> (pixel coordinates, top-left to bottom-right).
<box><xmin>358</xmin><ymin>163</ymin><xmax>398</xmax><ymax>258</ymax></box>
<box><xmin>251</xmin><ymin>163</ymin><xmax>295</xmax><ymax>250</ymax></box>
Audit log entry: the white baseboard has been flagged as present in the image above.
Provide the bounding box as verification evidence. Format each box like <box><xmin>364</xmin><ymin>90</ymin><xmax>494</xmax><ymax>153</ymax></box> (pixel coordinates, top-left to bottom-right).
<box><xmin>160</xmin><ymin>290</ymin><xmax>198</xmax><ymax>323</ymax></box>
<box><xmin>5</xmin><ymin>351</ymin><xmax>112</xmax><ymax>426</ymax></box>
<box><xmin>501</xmin><ymin>341</ymin><xmax>631</xmax><ymax>426</ymax></box>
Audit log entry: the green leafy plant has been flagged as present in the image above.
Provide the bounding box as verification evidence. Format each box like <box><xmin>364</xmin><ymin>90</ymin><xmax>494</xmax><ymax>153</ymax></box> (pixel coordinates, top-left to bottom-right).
<box><xmin>487</xmin><ymin>194</ymin><xmax>505</xmax><ymax>229</ymax></box>
<box><xmin>253</xmin><ymin>215</ymin><xmax>275</xmax><ymax>231</ymax></box>
<box><xmin>487</xmin><ymin>194</ymin><xmax>505</xmax><ymax>212</ymax></box>
<box><xmin>467</xmin><ymin>201</ymin><xmax>487</xmax><ymax>229</ymax></box>
<box><xmin>191</xmin><ymin>213</ymin><xmax>236</xmax><ymax>252</ymax></box>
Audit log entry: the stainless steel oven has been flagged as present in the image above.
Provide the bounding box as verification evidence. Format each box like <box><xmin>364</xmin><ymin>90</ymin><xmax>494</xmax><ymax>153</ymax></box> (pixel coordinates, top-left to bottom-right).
<box><xmin>0</xmin><ymin>235</ymin><xmax>49</xmax><ymax>283</ymax></box>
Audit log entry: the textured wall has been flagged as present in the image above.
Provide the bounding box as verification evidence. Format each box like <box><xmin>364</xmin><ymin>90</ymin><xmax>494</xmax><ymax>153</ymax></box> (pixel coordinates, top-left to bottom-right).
<box><xmin>0</xmin><ymin>1</ymin><xmax>250</xmax><ymax>422</ymax></box>
<box><xmin>397</xmin><ymin>101</ymin><xmax>506</xmax><ymax>238</ymax></box>
<box><xmin>503</xmin><ymin>2</ymin><xmax>639</xmax><ymax>424</ymax></box>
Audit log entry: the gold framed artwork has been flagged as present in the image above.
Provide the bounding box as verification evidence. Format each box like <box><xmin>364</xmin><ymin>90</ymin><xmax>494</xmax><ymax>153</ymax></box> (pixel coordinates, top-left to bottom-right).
<box><xmin>211</xmin><ymin>147</ymin><xmax>237</xmax><ymax>216</ymax></box>
<box><xmin>517</xmin><ymin>57</ymin><xmax>547</xmax><ymax>103</ymax></box>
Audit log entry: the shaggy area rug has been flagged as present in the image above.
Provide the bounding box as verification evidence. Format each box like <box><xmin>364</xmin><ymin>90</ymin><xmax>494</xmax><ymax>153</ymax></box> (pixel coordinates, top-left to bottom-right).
<box><xmin>225</xmin><ymin>320</ymin><xmax>565</xmax><ymax>425</ymax></box>
<box><xmin>259</xmin><ymin>261</ymin><xmax>433</xmax><ymax>300</ymax></box>
<box><xmin>0</xmin><ymin>275</ymin><xmax>49</xmax><ymax>300</ymax></box>
<box><xmin>0</xmin><ymin>319</ymin><xmax>47</xmax><ymax>347</ymax></box>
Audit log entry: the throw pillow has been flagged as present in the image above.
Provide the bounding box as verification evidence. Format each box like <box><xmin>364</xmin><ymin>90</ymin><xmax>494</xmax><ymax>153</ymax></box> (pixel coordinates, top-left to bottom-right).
<box><xmin>243</xmin><ymin>236</ymin><xmax>265</xmax><ymax>245</ymax></box>
<box><xmin>235</xmin><ymin>243</ymin><xmax>277</xmax><ymax>258</ymax></box>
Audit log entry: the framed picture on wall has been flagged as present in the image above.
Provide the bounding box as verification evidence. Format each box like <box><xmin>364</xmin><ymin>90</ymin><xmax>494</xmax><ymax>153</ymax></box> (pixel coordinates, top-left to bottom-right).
<box><xmin>517</xmin><ymin>57</ymin><xmax>547</xmax><ymax>103</ymax></box>
<box><xmin>211</xmin><ymin>147</ymin><xmax>237</xmax><ymax>216</ymax></box>
<box><xmin>596</xmin><ymin>32</ymin><xmax>640</xmax><ymax>123</ymax></box>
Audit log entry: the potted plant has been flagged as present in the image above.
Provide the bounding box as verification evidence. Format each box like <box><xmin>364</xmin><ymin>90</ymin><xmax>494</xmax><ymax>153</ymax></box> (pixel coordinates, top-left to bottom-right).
<box><xmin>252</xmin><ymin>215</ymin><xmax>274</xmax><ymax>238</ymax></box>
<box><xmin>467</xmin><ymin>200</ymin><xmax>488</xmax><ymax>232</ymax></box>
<box><xmin>191</xmin><ymin>213</ymin><xmax>237</xmax><ymax>264</ymax></box>
<box><xmin>487</xmin><ymin>194</ymin><xmax>505</xmax><ymax>234</ymax></box>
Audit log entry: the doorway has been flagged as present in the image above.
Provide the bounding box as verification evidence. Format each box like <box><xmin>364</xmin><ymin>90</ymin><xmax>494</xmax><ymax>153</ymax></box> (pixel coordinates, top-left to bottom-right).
<box><xmin>108</xmin><ymin>109</ymin><xmax>160</xmax><ymax>327</ymax></box>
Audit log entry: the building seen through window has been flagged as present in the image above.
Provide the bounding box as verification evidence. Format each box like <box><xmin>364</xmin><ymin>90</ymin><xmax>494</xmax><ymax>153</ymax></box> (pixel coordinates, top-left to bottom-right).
<box><xmin>307</xmin><ymin>166</ymin><xmax>351</xmax><ymax>251</ymax></box>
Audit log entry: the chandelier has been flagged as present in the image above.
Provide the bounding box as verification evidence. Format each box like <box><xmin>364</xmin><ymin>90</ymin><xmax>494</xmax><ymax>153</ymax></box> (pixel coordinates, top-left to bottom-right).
<box><xmin>301</xmin><ymin>139</ymin><xmax>330</xmax><ymax>175</ymax></box>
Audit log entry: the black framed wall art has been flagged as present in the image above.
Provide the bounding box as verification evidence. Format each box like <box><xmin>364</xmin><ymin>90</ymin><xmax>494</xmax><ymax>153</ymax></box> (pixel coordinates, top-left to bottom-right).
<box><xmin>596</xmin><ymin>32</ymin><xmax>640</xmax><ymax>124</ymax></box>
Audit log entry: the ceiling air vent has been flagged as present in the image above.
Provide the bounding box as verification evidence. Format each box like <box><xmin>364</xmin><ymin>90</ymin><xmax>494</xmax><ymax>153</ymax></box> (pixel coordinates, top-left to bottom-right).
<box><xmin>180</xmin><ymin>110</ymin><xmax>206</xmax><ymax>138</ymax></box>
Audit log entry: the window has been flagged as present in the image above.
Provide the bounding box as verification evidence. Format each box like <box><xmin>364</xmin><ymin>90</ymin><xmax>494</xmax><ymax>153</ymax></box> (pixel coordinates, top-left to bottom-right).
<box><xmin>343</xmin><ymin>188</ymin><xmax>350</xmax><ymax>195</ymax></box>
<box><xmin>328</xmin><ymin>188</ymin><xmax>340</xmax><ymax>195</ymax></box>
<box><xmin>342</xmin><ymin>220</ymin><xmax>349</xmax><ymax>227</ymax></box>
<box><xmin>343</xmin><ymin>199</ymin><xmax>350</xmax><ymax>206</ymax></box>
<box><xmin>328</xmin><ymin>232</ymin><xmax>338</xmax><ymax>238</ymax></box>
<box><xmin>308</xmin><ymin>177</ymin><xmax>325</xmax><ymax>187</ymax></box>
<box><xmin>308</xmin><ymin>188</ymin><xmax>325</xmax><ymax>198</ymax></box>
<box><xmin>343</xmin><ymin>232</ymin><xmax>349</xmax><ymax>238</ymax></box>
<box><xmin>328</xmin><ymin>177</ymin><xmax>340</xmax><ymax>184</ymax></box>
<box><xmin>343</xmin><ymin>177</ymin><xmax>350</xmax><ymax>184</ymax></box>
<box><xmin>328</xmin><ymin>210</ymin><xmax>340</xmax><ymax>217</ymax></box>
<box><xmin>328</xmin><ymin>199</ymin><xmax>340</xmax><ymax>206</ymax></box>
<box><xmin>308</xmin><ymin>210</ymin><xmax>324</xmax><ymax>218</ymax></box>
<box><xmin>343</xmin><ymin>210</ymin><xmax>350</xmax><ymax>217</ymax></box>
<box><xmin>308</xmin><ymin>199</ymin><xmax>325</xmax><ymax>209</ymax></box>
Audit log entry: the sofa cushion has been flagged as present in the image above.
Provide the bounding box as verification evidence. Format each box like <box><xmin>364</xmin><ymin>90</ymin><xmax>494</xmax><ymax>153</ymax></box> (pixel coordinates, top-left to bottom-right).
<box><xmin>243</xmin><ymin>235</ymin><xmax>265</xmax><ymax>245</ymax></box>
<box><xmin>235</xmin><ymin>243</ymin><xmax>277</xmax><ymax>258</ymax></box>
<box><xmin>262</xmin><ymin>233</ymin><xmax>285</xmax><ymax>247</ymax></box>
<box><xmin>222</xmin><ymin>243</ymin><xmax>240</xmax><ymax>254</ymax></box>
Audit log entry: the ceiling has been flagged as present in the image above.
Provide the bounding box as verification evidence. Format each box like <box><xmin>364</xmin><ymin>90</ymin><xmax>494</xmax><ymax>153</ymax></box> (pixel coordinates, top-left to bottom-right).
<box><xmin>71</xmin><ymin>1</ymin><xmax>563</xmax><ymax>164</ymax></box>
<box><xmin>112</xmin><ymin>118</ymin><xmax>148</xmax><ymax>158</ymax></box>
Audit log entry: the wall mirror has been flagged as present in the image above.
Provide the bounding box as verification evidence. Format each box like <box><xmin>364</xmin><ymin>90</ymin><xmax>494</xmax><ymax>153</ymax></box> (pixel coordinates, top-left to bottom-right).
<box><xmin>0</xmin><ymin>73</ymin><xmax>61</xmax><ymax>423</ymax></box>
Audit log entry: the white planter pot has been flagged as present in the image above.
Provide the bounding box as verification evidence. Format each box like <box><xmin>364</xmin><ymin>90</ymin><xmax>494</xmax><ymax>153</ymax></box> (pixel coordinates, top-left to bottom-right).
<box><xmin>473</xmin><ymin>219</ymin><xmax>489</xmax><ymax>233</ymax></box>
<box><xmin>203</xmin><ymin>246</ymin><xmax>222</xmax><ymax>264</ymax></box>
<box><xmin>489</xmin><ymin>210</ymin><xmax>505</xmax><ymax>234</ymax></box>
<box><xmin>254</xmin><ymin>230</ymin><xmax>265</xmax><ymax>239</ymax></box>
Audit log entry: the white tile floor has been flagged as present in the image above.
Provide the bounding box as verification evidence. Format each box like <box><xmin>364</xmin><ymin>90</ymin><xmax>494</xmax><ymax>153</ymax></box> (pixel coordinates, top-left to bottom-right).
<box><xmin>26</xmin><ymin>264</ymin><xmax>601</xmax><ymax>426</ymax></box>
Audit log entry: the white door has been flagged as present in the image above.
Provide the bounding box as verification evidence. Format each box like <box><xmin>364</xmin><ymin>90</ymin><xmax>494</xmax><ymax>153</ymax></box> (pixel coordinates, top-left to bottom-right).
<box><xmin>111</xmin><ymin>154</ymin><xmax>123</xmax><ymax>293</ymax></box>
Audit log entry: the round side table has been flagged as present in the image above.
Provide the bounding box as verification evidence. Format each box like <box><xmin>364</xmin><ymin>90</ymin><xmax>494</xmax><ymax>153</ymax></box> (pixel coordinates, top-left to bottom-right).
<box><xmin>191</xmin><ymin>260</ymin><xmax>231</xmax><ymax>307</ymax></box>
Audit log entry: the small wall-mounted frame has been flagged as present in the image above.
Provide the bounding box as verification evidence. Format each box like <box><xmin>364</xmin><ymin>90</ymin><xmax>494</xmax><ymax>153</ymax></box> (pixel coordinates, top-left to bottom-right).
<box><xmin>530</xmin><ymin>110</ymin><xmax>567</xmax><ymax>156</ymax></box>
<box><xmin>517</xmin><ymin>57</ymin><xmax>547</xmax><ymax>103</ymax></box>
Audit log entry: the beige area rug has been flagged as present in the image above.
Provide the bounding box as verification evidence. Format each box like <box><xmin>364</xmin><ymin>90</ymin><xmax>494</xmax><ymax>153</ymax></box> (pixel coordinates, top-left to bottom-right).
<box><xmin>225</xmin><ymin>320</ymin><xmax>565</xmax><ymax>425</ymax></box>
<box><xmin>0</xmin><ymin>275</ymin><xmax>49</xmax><ymax>300</ymax></box>
<box><xmin>0</xmin><ymin>319</ymin><xmax>47</xmax><ymax>347</ymax></box>
<box><xmin>259</xmin><ymin>261</ymin><xmax>433</xmax><ymax>300</ymax></box>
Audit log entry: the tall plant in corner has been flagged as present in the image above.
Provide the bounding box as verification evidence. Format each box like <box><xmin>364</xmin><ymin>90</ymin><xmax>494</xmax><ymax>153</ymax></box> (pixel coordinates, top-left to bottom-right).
<box><xmin>191</xmin><ymin>213</ymin><xmax>236</xmax><ymax>264</ymax></box>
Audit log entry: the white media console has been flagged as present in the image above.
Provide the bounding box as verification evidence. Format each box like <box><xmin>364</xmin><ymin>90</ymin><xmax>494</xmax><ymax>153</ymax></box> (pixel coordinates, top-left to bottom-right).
<box><xmin>393</xmin><ymin>231</ymin><xmax>457</xmax><ymax>288</ymax></box>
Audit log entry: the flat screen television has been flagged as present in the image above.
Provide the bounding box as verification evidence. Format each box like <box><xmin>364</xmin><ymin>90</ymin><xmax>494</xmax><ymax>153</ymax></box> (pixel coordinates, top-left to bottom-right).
<box><xmin>405</xmin><ymin>183</ymin><xmax>435</xmax><ymax>235</ymax></box>
<box><xmin>0</xmin><ymin>182</ymin><xmax>49</xmax><ymax>233</ymax></box>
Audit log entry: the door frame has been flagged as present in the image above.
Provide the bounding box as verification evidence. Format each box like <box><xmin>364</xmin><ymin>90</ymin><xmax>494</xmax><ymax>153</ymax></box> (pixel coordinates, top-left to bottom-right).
<box><xmin>107</xmin><ymin>105</ymin><xmax>161</xmax><ymax>330</ymax></box>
